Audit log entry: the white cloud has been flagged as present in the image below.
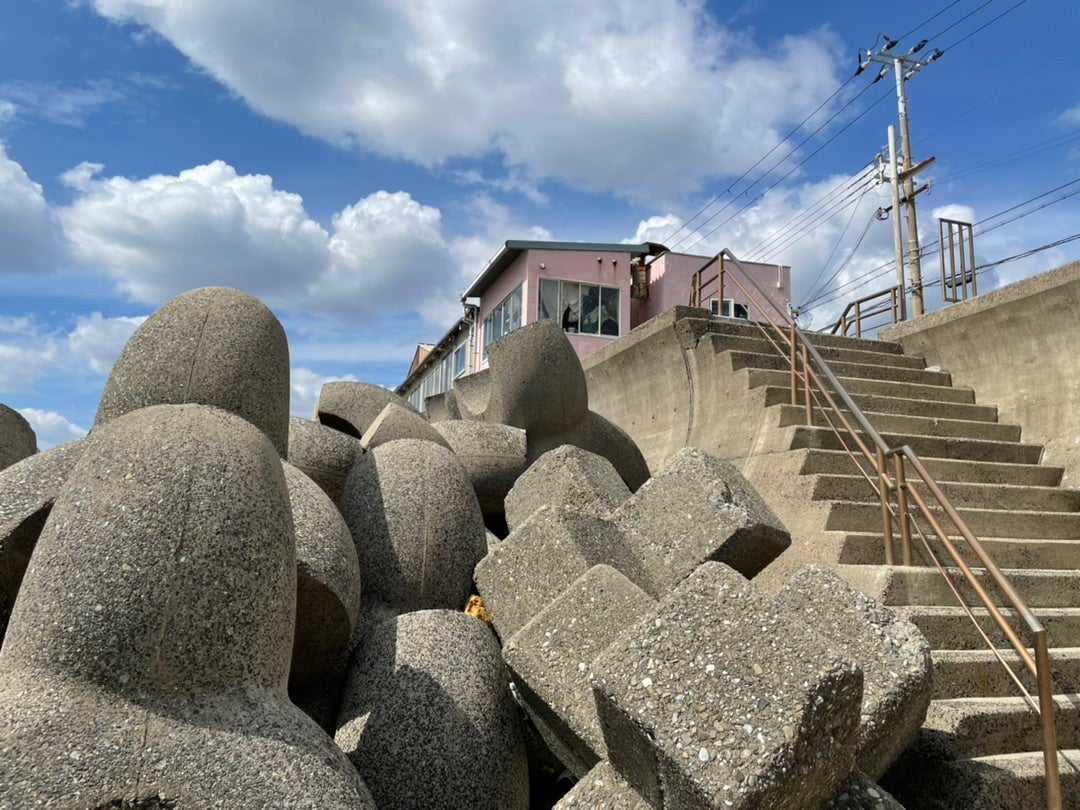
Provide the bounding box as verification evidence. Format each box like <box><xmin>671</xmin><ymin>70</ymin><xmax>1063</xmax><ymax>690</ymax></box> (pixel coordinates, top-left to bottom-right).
<box><xmin>67</xmin><ymin>312</ymin><xmax>148</xmax><ymax>374</ymax></box>
<box><xmin>0</xmin><ymin>144</ymin><xmax>58</xmax><ymax>274</ymax></box>
<box><xmin>17</xmin><ymin>408</ymin><xmax>88</xmax><ymax>450</ymax></box>
<box><xmin>289</xmin><ymin>366</ymin><xmax>358</xmax><ymax>419</ymax></box>
<box><xmin>0</xmin><ymin>79</ymin><xmax>124</xmax><ymax>128</ymax></box>
<box><xmin>931</xmin><ymin>204</ymin><xmax>976</xmax><ymax>225</ymax></box>
<box><xmin>87</xmin><ymin>0</ymin><xmax>844</xmax><ymax>197</ymax></box>
<box><xmin>58</xmin><ymin>159</ymin><xmax>548</xmax><ymax>328</ymax></box>
<box><xmin>0</xmin><ymin>341</ymin><xmax>60</xmax><ymax>392</ymax></box>
<box><xmin>1059</xmin><ymin>104</ymin><xmax>1080</xmax><ymax>127</ymax></box>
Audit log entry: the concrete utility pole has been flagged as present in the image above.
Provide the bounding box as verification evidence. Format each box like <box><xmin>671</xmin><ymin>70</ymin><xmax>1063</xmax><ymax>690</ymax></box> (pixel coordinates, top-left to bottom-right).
<box><xmin>860</xmin><ymin>37</ymin><xmax>941</xmax><ymax>317</ymax></box>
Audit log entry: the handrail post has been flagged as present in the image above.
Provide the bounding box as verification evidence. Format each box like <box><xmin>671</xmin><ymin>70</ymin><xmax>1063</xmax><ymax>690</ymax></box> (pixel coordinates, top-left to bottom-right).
<box><xmin>692</xmin><ymin>272</ymin><xmax>700</xmax><ymax>307</ymax></box>
<box><xmin>801</xmin><ymin>342</ymin><xmax>812</xmax><ymax>425</ymax></box>
<box><xmin>893</xmin><ymin>454</ymin><xmax>913</xmax><ymax>565</ymax></box>
<box><xmin>718</xmin><ymin>253</ymin><xmax>725</xmax><ymax>312</ymax></box>
<box><xmin>790</xmin><ymin>322</ymin><xmax>798</xmax><ymax>406</ymax></box>
<box><xmin>1035</xmin><ymin>631</ymin><xmax>1063</xmax><ymax>810</ymax></box>
<box><xmin>878</xmin><ymin>447</ymin><xmax>895</xmax><ymax>566</ymax></box>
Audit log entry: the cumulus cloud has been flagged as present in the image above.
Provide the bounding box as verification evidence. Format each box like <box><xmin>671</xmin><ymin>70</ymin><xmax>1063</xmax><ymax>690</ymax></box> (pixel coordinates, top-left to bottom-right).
<box><xmin>0</xmin><ymin>144</ymin><xmax>59</xmax><ymax>273</ymax></box>
<box><xmin>17</xmin><ymin>408</ymin><xmax>88</xmax><ymax>450</ymax></box>
<box><xmin>87</xmin><ymin>0</ymin><xmax>844</xmax><ymax>197</ymax></box>
<box><xmin>67</xmin><ymin>312</ymin><xmax>148</xmax><ymax>374</ymax></box>
<box><xmin>58</xmin><ymin>159</ymin><xmax>553</xmax><ymax>327</ymax></box>
<box><xmin>0</xmin><ymin>341</ymin><xmax>60</xmax><ymax>392</ymax></box>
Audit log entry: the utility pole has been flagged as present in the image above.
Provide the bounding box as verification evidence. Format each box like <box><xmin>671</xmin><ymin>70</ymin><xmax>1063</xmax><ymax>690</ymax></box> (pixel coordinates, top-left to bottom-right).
<box><xmin>859</xmin><ymin>36</ymin><xmax>941</xmax><ymax>318</ymax></box>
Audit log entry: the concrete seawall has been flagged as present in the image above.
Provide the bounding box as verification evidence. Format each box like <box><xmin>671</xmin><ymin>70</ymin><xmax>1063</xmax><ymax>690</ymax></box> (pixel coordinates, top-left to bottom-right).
<box><xmin>881</xmin><ymin>260</ymin><xmax>1080</xmax><ymax>487</ymax></box>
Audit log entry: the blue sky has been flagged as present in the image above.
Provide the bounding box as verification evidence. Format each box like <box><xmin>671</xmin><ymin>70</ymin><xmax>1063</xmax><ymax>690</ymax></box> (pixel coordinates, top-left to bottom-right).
<box><xmin>2</xmin><ymin>0</ymin><xmax>1078</xmax><ymax>448</ymax></box>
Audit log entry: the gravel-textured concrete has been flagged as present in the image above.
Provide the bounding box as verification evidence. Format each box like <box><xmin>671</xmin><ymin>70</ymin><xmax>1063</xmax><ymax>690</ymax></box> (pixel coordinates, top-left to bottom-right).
<box><xmin>823</xmin><ymin>770</ymin><xmax>906</xmax><ymax>809</ymax></box>
<box><xmin>776</xmin><ymin>566</ymin><xmax>932</xmax><ymax>780</ymax></box>
<box><xmin>433</xmin><ymin>420</ymin><xmax>528</xmax><ymax>520</ymax></box>
<box><xmin>283</xmin><ymin>461</ymin><xmax>362</xmax><ymax>689</ymax></box>
<box><xmin>482</xmin><ymin>319</ymin><xmax>589</xmax><ymax>435</ymax></box>
<box><xmin>0</xmin><ymin>404</ymin><xmax>36</xmax><ymax>471</ymax></box>
<box><xmin>315</xmin><ymin>380</ymin><xmax>416</xmax><ymax>439</ymax></box>
<box><xmin>425</xmin><ymin>390</ymin><xmax>461</xmax><ymax>422</ymax></box>
<box><xmin>287</xmin><ymin>416</ymin><xmax>365</xmax><ymax>504</ymax></box>
<box><xmin>0</xmin><ymin>438</ymin><xmax>86</xmax><ymax>642</ymax></box>
<box><xmin>505</xmin><ymin>445</ymin><xmax>630</xmax><ymax>532</ymax></box>
<box><xmin>0</xmin><ymin>404</ymin><xmax>374</xmax><ymax>808</ymax></box>
<box><xmin>335</xmin><ymin>609</ymin><xmax>528</xmax><ymax>810</ymax></box>
<box><xmin>94</xmin><ymin>287</ymin><xmax>291</xmax><ymax>456</ymax></box>
<box><xmin>527</xmin><ymin>410</ymin><xmax>651</xmax><ymax>492</ymax></box>
<box><xmin>554</xmin><ymin>760</ymin><xmax>651</xmax><ymax>809</ymax></box>
<box><xmin>504</xmin><ymin>564</ymin><xmax>656</xmax><ymax>776</ymax></box>
<box><xmin>590</xmin><ymin>562</ymin><xmax>863</xmax><ymax>810</ymax></box>
<box><xmin>340</xmin><ymin>439</ymin><xmax>487</xmax><ymax>613</ymax></box>
<box><xmin>360</xmin><ymin>401</ymin><xmax>451</xmax><ymax>451</ymax></box>
<box><xmin>612</xmin><ymin>446</ymin><xmax>790</xmax><ymax>595</ymax></box>
<box><xmin>474</xmin><ymin>505</ymin><xmax>651</xmax><ymax>640</ymax></box>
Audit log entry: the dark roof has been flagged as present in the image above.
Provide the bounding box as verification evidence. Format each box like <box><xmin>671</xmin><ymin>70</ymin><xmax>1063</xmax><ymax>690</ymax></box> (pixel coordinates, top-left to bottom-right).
<box><xmin>462</xmin><ymin>240</ymin><xmax>664</xmax><ymax>299</ymax></box>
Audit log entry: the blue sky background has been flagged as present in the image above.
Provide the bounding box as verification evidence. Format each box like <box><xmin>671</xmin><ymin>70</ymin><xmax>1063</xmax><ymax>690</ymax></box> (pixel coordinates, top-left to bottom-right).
<box><xmin>2</xmin><ymin>0</ymin><xmax>1078</xmax><ymax>448</ymax></box>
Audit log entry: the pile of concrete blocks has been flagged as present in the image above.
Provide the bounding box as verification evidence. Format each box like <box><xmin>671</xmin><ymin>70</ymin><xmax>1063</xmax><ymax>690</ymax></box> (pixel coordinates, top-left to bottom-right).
<box><xmin>0</xmin><ymin>285</ymin><xmax>932</xmax><ymax>809</ymax></box>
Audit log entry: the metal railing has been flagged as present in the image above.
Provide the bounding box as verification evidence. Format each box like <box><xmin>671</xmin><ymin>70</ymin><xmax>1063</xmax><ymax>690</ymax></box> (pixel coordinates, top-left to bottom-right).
<box><xmin>827</xmin><ymin>285</ymin><xmax>904</xmax><ymax>338</ymax></box>
<box><xmin>689</xmin><ymin>249</ymin><xmax>1063</xmax><ymax>810</ymax></box>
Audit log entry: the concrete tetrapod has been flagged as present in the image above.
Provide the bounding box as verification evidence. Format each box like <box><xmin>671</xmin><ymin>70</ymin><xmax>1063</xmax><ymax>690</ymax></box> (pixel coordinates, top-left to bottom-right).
<box><xmin>315</xmin><ymin>381</ymin><xmax>417</xmax><ymax>439</ymax></box>
<box><xmin>282</xmin><ymin>461</ymin><xmax>362</xmax><ymax>690</ymax></box>
<box><xmin>0</xmin><ymin>438</ymin><xmax>86</xmax><ymax>643</ymax></box>
<box><xmin>287</xmin><ymin>416</ymin><xmax>365</xmax><ymax>505</ymax></box>
<box><xmin>0</xmin><ymin>404</ymin><xmax>374</xmax><ymax>808</ymax></box>
<box><xmin>335</xmin><ymin>609</ymin><xmax>529</xmax><ymax>810</ymax></box>
<box><xmin>94</xmin><ymin>287</ymin><xmax>291</xmax><ymax>456</ymax></box>
<box><xmin>340</xmin><ymin>439</ymin><xmax>487</xmax><ymax>614</ymax></box>
<box><xmin>0</xmin><ymin>404</ymin><xmax>36</xmax><ymax>472</ymax></box>
<box><xmin>433</xmin><ymin>420</ymin><xmax>528</xmax><ymax>523</ymax></box>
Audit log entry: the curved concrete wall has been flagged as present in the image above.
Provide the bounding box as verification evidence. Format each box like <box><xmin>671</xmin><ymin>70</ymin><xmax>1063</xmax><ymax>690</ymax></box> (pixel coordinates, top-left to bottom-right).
<box><xmin>881</xmin><ymin>260</ymin><xmax>1080</xmax><ymax>486</ymax></box>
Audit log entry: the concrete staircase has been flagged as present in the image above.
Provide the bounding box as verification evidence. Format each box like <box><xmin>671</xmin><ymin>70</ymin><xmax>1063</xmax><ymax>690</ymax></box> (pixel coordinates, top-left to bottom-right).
<box><xmin>708</xmin><ymin>320</ymin><xmax>1080</xmax><ymax>808</ymax></box>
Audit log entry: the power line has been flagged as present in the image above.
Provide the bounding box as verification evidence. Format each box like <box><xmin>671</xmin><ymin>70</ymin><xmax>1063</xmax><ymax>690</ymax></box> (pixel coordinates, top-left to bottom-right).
<box><xmin>939</xmin><ymin>0</ymin><xmax>1029</xmax><ymax>51</ymax></box>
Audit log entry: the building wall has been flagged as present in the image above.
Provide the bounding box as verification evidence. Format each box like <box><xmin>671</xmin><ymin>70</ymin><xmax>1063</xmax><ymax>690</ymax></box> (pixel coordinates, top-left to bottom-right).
<box><xmin>642</xmin><ymin>253</ymin><xmax>791</xmax><ymax>325</ymax></box>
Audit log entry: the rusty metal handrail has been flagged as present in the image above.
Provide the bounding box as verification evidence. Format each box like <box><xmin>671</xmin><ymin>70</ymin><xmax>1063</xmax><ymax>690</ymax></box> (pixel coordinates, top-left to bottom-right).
<box><xmin>828</xmin><ymin>285</ymin><xmax>904</xmax><ymax>337</ymax></box>
<box><xmin>689</xmin><ymin>249</ymin><xmax>1062</xmax><ymax>809</ymax></box>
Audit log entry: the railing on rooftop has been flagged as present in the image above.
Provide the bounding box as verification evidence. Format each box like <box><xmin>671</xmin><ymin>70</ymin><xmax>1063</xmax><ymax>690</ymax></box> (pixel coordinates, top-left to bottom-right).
<box><xmin>689</xmin><ymin>249</ymin><xmax>1063</xmax><ymax>810</ymax></box>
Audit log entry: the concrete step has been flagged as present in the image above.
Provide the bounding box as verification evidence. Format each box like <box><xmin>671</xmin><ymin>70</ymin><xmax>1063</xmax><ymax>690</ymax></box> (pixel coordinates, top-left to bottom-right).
<box><xmin>815</xmin><ymin>476</ymin><xmax>1080</xmax><ymax>512</ymax></box>
<box><xmin>726</xmin><ymin>349</ymin><xmax>953</xmax><ymax>387</ymax></box>
<box><xmin>746</xmin><ymin>367</ymin><xmax>976</xmax><ymax>405</ymax></box>
<box><xmin>882</xmin><ymin>748</ymin><xmax>1080</xmax><ymax>810</ymax></box>
<box><xmin>760</xmin><ymin>385</ymin><xmax>999</xmax><ymax>422</ymax></box>
<box><xmin>912</xmin><ymin>695</ymin><xmax>1080</xmax><ymax>759</ymax></box>
<box><xmin>840</xmin><ymin>533</ymin><xmax>1080</xmax><ymax>571</ymax></box>
<box><xmin>797</xmin><ymin>449</ymin><xmax>1064</xmax><ymax>487</ymax></box>
<box><xmin>837</xmin><ymin>564</ymin><xmax>1080</xmax><ymax>609</ymax></box>
<box><xmin>777</xmin><ymin>403</ymin><xmax>1022</xmax><ymax>443</ymax></box>
<box><xmin>701</xmin><ymin>318</ymin><xmax>907</xmax><ymax>356</ymax></box>
<box><xmin>932</xmin><ymin>648</ymin><xmax>1080</xmax><ymax>699</ymax></box>
<box><xmin>897</xmin><ymin>606</ymin><xmax>1080</xmax><ymax>650</ymax></box>
<box><xmin>789</xmin><ymin>424</ymin><xmax>1044</xmax><ymax>464</ymax></box>
<box><xmin>701</xmin><ymin>332</ymin><xmax>928</xmax><ymax>370</ymax></box>
<box><xmin>826</xmin><ymin>500</ymin><xmax>1080</xmax><ymax>540</ymax></box>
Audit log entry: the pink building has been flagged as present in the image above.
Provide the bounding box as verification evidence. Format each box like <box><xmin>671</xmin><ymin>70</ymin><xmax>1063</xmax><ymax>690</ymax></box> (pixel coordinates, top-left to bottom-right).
<box><xmin>398</xmin><ymin>240</ymin><xmax>790</xmax><ymax>410</ymax></box>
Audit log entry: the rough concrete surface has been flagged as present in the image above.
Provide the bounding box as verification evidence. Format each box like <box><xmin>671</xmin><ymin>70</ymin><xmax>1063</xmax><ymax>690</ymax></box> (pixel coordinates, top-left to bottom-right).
<box><xmin>776</xmin><ymin>565</ymin><xmax>933</xmax><ymax>780</ymax></box>
<box><xmin>340</xmin><ymin>439</ymin><xmax>487</xmax><ymax>613</ymax></box>
<box><xmin>287</xmin><ymin>415</ymin><xmax>365</xmax><ymax>505</ymax></box>
<box><xmin>612</xmin><ymin>446</ymin><xmax>791</xmax><ymax>595</ymax></box>
<box><xmin>0</xmin><ymin>404</ymin><xmax>373</xmax><ymax>808</ymax></box>
<box><xmin>474</xmin><ymin>505</ymin><xmax>651</xmax><ymax>640</ymax></box>
<box><xmin>433</xmin><ymin>420</ymin><xmax>528</xmax><ymax>518</ymax></box>
<box><xmin>503</xmin><ymin>564</ymin><xmax>657</xmax><ymax>776</ymax></box>
<box><xmin>282</xmin><ymin>461</ymin><xmax>362</xmax><ymax>689</ymax></box>
<box><xmin>504</xmin><ymin>444</ymin><xmax>630</xmax><ymax>532</ymax></box>
<box><xmin>316</xmin><ymin>381</ymin><xmax>416</xmax><ymax>439</ymax></box>
<box><xmin>335</xmin><ymin>609</ymin><xmax>528</xmax><ymax>810</ymax></box>
<box><xmin>94</xmin><ymin>287</ymin><xmax>291</xmax><ymax>456</ymax></box>
<box><xmin>590</xmin><ymin>562</ymin><xmax>864</xmax><ymax>810</ymax></box>
<box><xmin>360</xmin><ymin>401</ymin><xmax>451</xmax><ymax>451</ymax></box>
<box><xmin>0</xmin><ymin>404</ymin><xmax>36</xmax><ymax>472</ymax></box>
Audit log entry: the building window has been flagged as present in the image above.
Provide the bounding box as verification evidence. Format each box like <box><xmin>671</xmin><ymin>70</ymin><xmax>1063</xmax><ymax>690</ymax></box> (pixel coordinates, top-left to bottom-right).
<box><xmin>453</xmin><ymin>344</ymin><xmax>467</xmax><ymax>378</ymax></box>
<box><xmin>538</xmin><ymin>278</ymin><xmax>619</xmax><ymax>337</ymax></box>
<box><xmin>483</xmin><ymin>285</ymin><xmax>522</xmax><ymax>356</ymax></box>
<box><xmin>710</xmin><ymin>298</ymin><xmax>748</xmax><ymax>320</ymax></box>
